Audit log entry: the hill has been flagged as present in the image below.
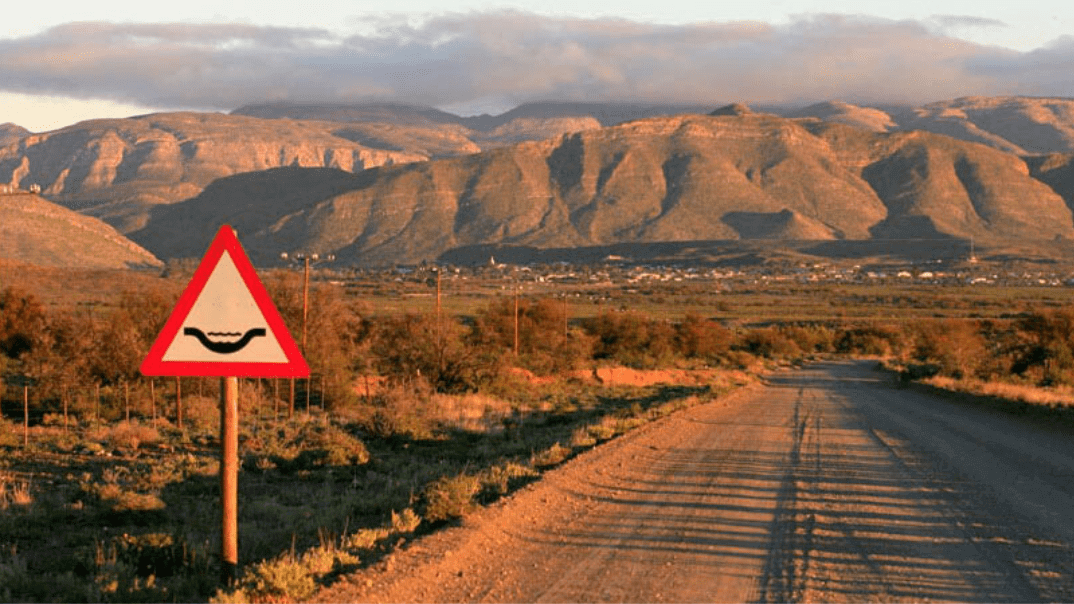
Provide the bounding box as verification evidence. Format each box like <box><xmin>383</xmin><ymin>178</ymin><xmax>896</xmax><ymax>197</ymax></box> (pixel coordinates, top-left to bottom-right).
<box><xmin>128</xmin><ymin>112</ymin><xmax>1074</xmax><ymax>267</ymax></box>
<box><xmin>0</xmin><ymin>123</ymin><xmax>30</xmax><ymax>147</ymax></box>
<box><xmin>792</xmin><ymin>97</ymin><xmax>1074</xmax><ymax>154</ymax></box>
<box><xmin>0</xmin><ymin>191</ymin><xmax>161</xmax><ymax>269</ymax></box>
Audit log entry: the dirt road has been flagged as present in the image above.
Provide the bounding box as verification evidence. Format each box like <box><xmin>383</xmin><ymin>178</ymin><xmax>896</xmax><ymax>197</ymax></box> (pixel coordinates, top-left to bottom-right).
<box><xmin>317</xmin><ymin>361</ymin><xmax>1074</xmax><ymax>602</ymax></box>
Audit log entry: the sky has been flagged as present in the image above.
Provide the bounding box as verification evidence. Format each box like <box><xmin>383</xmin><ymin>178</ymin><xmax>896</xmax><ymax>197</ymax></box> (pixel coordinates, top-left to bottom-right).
<box><xmin>1</xmin><ymin>0</ymin><xmax>1072</xmax><ymax>132</ymax></box>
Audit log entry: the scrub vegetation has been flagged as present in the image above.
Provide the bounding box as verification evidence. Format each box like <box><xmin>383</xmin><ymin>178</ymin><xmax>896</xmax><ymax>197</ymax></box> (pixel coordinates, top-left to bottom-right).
<box><xmin>2</xmin><ymin>264</ymin><xmax>1073</xmax><ymax>602</ymax></box>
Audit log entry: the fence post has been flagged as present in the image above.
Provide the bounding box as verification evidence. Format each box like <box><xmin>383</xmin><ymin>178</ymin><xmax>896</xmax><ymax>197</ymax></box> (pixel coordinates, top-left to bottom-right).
<box><xmin>289</xmin><ymin>379</ymin><xmax>295</xmax><ymax>419</ymax></box>
<box><xmin>23</xmin><ymin>385</ymin><xmax>29</xmax><ymax>448</ymax></box>
<box><xmin>176</xmin><ymin>376</ymin><xmax>184</xmax><ymax>429</ymax></box>
<box><xmin>63</xmin><ymin>384</ymin><xmax>69</xmax><ymax>433</ymax></box>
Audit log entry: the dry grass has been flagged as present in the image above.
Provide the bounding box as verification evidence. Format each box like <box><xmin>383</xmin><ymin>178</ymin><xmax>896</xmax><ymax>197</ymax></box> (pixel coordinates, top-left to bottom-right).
<box><xmin>0</xmin><ymin>472</ymin><xmax>34</xmax><ymax>510</ymax></box>
<box><xmin>87</xmin><ymin>421</ymin><xmax>162</xmax><ymax>450</ymax></box>
<box><xmin>429</xmin><ymin>392</ymin><xmax>518</xmax><ymax>433</ymax></box>
<box><xmin>925</xmin><ymin>376</ymin><xmax>1074</xmax><ymax>407</ymax></box>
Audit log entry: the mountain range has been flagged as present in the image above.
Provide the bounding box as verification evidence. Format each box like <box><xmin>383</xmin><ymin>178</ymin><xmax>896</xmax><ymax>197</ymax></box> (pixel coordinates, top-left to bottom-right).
<box><xmin>3</xmin><ymin>96</ymin><xmax>1074</xmax><ymax>267</ymax></box>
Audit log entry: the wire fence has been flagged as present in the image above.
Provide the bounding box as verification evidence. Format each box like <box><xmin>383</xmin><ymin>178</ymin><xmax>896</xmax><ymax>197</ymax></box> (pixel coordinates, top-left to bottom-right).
<box><xmin>0</xmin><ymin>374</ymin><xmax>329</xmax><ymax>441</ymax></box>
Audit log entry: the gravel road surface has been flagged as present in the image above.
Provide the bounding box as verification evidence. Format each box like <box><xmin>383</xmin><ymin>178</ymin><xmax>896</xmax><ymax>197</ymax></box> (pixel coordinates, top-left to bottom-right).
<box><xmin>316</xmin><ymin>361</ymin><xmax>1074</xmax><ymax>602</ymax></box>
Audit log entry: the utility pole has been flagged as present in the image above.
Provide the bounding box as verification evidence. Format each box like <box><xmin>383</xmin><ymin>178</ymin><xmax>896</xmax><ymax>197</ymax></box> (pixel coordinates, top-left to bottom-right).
<box><xmin>436</xmin><ymin>268</ymin><xmax>442</xmax><ymax>350</ymax></box>
<box><xmin>514</xmin><ymin>285</ymin><xmax>520</xmax><ymax>357</ymax></box>
<box><xmin>281</xmin><ymin>251</ymin><xmax>334</xmax><ymax>416</ymax></box>
<box><xmin>302</xmin><ymin>255</ymin><xmax>309</xmax><ymax>356</ymax></box>
<box><xmin>563</xmin><ymin>294</ymin><xmax>569</xmax><ymax>340</ymax></box>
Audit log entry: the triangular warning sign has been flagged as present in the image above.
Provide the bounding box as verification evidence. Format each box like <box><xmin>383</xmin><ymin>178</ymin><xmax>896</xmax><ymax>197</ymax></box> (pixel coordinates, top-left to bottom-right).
<box><xmin>141</xmin><ymin>225</ymin><xmax>309</xmax><ymax>377</ymax></box>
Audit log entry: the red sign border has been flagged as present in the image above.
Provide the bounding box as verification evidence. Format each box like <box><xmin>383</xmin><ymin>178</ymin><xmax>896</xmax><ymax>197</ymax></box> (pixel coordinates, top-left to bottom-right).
<box><xmin>140</xmin><ymin>225</ymin><xmax>310</xmax><ymax>378</ymax></box>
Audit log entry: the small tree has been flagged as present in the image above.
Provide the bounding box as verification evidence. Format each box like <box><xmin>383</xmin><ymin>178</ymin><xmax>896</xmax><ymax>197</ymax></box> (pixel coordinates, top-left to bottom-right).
<box><xmin>471</xmin><ymin>297</ymin><xmax>590</xmax><ymax>375</ymax></box>
<box><xmin>0</xmin><ymin>287</ymin><xmax>47</xmax><ymax>360</ymax></box>
<box><xmin>912</xmin><ymin>319</ymin><xmax>988</xmax><ymax>380</ymax></box>
<box><xmin>583</xmin><ymin>311</ymin><xmax>676</xmax><ymax>369</ymax></box>
<box><xmin>372</xmin><ymin>313</ymin><xmax>503</xmax><ymax>393</ymax></box>
<box><xmin>675</xmin><ymin>314</ymin><xmax>732</xmax><ymax>360</ymax></box>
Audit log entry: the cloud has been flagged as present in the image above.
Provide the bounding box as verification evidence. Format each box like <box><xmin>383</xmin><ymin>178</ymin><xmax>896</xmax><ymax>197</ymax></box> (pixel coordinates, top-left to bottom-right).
<box><xmin>929</xmin><ymin>15</ymin><xmax>1008</xmax><ymax>30</ymax></box>
<box><xmin>0</xmin><ymin>12</ymin><xmax>1062</xmax><ymax>113</ymax></box>
<box><xmin>964</xmin><ymin>34</ymin><xmax>1074</xmax><ymax>96</ymax></box>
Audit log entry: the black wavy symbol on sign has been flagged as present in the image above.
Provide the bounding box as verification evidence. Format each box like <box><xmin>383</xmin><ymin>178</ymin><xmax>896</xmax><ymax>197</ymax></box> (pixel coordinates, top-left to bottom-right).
<box><xmin>183</xmin><ymin>327</ymin><xmax>266</xmax><ymax>354</ymax></box>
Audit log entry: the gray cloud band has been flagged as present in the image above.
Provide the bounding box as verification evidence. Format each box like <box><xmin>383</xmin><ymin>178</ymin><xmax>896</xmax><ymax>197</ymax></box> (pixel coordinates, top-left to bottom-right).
<box><xmin>0</xmin><ymin>12</ymin><xmax>1068</xmax><ymax>111</ymax></box>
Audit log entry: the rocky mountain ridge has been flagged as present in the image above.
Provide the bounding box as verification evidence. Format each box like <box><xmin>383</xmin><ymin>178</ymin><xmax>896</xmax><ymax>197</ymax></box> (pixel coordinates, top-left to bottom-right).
<box><xmin>0</xmin><ymin>110</ymin><xmax>604</xmax><ymax>232</ymax></box>
<box><xmin>128</xmin><ymin>110</ymin><xmax>1074</xmax><ymax>266</ymax></box>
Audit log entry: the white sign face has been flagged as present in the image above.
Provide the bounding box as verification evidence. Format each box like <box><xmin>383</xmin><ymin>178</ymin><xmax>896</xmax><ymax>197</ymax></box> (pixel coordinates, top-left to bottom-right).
<box><xmin>160</xmin><ymin>252</ymin><xmax>289</xmax><ymax>364</ymax></box>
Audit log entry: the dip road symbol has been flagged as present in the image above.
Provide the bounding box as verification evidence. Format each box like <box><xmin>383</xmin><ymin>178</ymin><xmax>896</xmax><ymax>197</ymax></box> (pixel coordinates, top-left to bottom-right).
<box><xmin>183</xmin><ymin>327</ymin><xmax>267</xmax><ymax>354</ymax></box>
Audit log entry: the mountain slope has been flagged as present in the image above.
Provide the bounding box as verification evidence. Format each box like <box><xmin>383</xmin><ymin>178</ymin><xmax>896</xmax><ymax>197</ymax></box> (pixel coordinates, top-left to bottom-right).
<box><xmin>897</xmin><ymin>97</ymin><xmax>1074</xmax><ymax>155</ymax></box>
<box><xmin>788</xmin><ymin>101</ymin><xmax>897</xmax><ymax>132</ymax></box>
<box><xmin>130</xmin><ymin>112</ymin><xmax>1074</xmax><ymax>266</ymax></box>
<box><xmin>0</xmin><ymin>191</ymin><xmax>161</xmax><ymax>268</ymax></box>
<box><xmin>0</xmin><ymin>123</ymin><xmax>30</xmax><ymax>148</ymax></box>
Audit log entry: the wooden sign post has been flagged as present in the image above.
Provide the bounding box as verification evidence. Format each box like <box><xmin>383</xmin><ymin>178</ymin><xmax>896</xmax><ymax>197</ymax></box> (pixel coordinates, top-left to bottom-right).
<box><xmin>141</xmin><ymin>225</ymin><xmax>309</xmax><ymax>584</ymax></box>
<box><xmin>220</xmin><ymin>376</ymin><xmax>239</xmax><ymax>582</ymax></box>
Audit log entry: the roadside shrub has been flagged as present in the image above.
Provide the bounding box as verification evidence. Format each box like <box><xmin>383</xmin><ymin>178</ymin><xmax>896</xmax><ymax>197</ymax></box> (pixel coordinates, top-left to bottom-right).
<box><xmin>245</xmin><ymin>422</ymin><xmax>370</xmax><ymax>471</ymax></box>
<box><xmin>737</xmin><ymin>327</ymin><xmax>799</xmax><ymax>359</ymax></box>
<box><xmin>675</xmin><ymin>314</ymin><xmax>732</xmax><ymax>360</ymax></box>
<box><xmin>358</xmin><ymin>383</ymin><xmax>438</xmax><ymax>440</ymax></box>
<box><xmin>780</xmin><ymin>324</ymin><xmax>836</xmax><ymax>354</ymax></box>
<box><xmin>91</xmin><ymin>421</ymin><xmax>161</xmax><ymax>450</ymax></box>
<box><xmin>911</xmin><ymin>319</ymin><xmax>989</xmax><ymax>379</ymax></box>
<box><xmin>372</xmin><ymin>313</ymin><xmax>504</xmax><ymax>393</ymax></box>
<box><xmin>1013</xmin><ymin>310</ymin><xmax>1074</xmax><ymax>386</ymax></box>
<box><xmin>476</xmin><ymin>463</ymin><xmax>539</xmax><ymax>504</ymax></box>
<box><xmin>531</xmin><ymin>442</ymin><xmax>572</xmax><ymax>468</ymax></box>
<box><xmin>471</xmin><ymin>297</ymin><xmax>590</xmax><ymax>375</ymax></box>
<box><xmin>238</xmin><ymin>554</ymin><xmax>317</xmax><ymax>603</ymax></box>
<box><xmin>584</xmin><ymin>311</ymin><xmax>677</xmax><ymax>368</ymax></box>
<box><xmin>421</xmin><ymin>474</ymin><xmax>480</xmax><ymax>523</ymax></box>
<box><xmin>836</xmin><ymin>324</ymin><xmax>905</xmax><ymax>357</ymax></box>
